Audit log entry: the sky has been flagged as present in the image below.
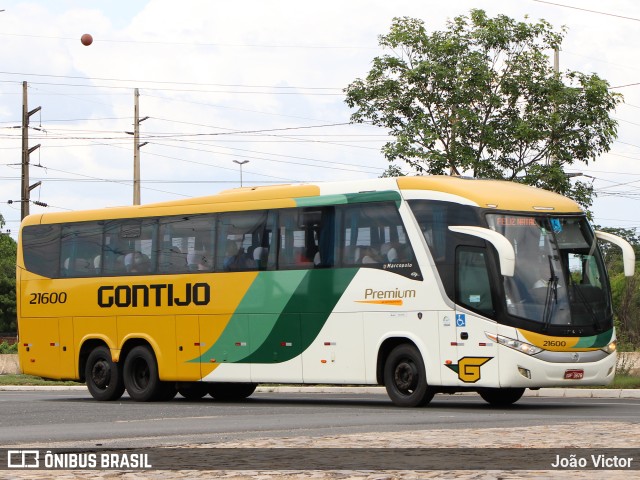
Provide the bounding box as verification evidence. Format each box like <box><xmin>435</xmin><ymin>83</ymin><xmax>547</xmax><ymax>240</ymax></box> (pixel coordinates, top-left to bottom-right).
<box><xmin>1</xmin><ymin>0</ymin><xmax>639</xmax><ymax>240</ymax></box>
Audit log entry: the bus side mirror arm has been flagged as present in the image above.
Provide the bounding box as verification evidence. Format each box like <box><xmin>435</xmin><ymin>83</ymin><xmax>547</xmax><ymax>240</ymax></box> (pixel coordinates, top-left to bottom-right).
<box><xmin>595</xmin><ymin>230</ymin><xmax>636</xmax><ymax>277</ymax></box>
<box><xmin>448</xmin><ymin>226</ymin><xmax>515</xmax><ymax>277</ymax></box>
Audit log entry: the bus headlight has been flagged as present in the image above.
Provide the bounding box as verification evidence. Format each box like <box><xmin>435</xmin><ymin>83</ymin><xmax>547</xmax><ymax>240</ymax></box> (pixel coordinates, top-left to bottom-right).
<box><xmin>486</xmin><ymin>333</ymin><xmax>543</xmax><ymax>355</ymax></box>
<box><xmin>602</xmin><ymin>340</ymin><xmax>616</xmax><ymax>354</ymax></box>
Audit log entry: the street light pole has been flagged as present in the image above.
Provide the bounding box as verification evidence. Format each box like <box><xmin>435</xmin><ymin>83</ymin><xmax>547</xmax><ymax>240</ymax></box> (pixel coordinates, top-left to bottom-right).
<box><xmin>233</xmin><ymin>160</ymin><xmax>249</xmax><ymax>187</ymax></box>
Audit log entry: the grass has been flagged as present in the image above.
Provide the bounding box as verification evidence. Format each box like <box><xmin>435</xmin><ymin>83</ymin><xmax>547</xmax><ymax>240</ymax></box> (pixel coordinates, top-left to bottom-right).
<box><xmin>0</xmin><ymin>341</ymin><xmax>17</xmax><ymax>354</ymax></box>
<box><xmin>0</xmin><ymin>374</ymin><xmax>83</xmax><ymax>386</ymax></box>
<box><xmin>611</xmin><ymin>374</ymin><xmax>640</xmax><ymax>389</ymax></box>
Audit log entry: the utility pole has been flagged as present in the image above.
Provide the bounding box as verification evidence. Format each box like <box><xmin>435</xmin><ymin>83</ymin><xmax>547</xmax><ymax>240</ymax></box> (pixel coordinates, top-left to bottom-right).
<box><xmin>131</xmin><ymin>88</ymin><xmax>148</xmax><ymax>205</ymax></box>
<box><xmin>21</xmin><ymin>81</ymin><xmax>41</xmax><ymax>219</ymax></box>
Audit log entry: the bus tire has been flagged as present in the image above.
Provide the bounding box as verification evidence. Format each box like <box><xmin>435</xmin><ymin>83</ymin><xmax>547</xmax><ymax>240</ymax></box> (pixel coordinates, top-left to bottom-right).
<box><xmin>478</xmin><ymin>388</ymin><xmax>525</xmax><ymax>406</ymax></box>
<box><xmin>85</xmin><ymin>346</ymin><xmax>125</xmax><ymax>401</ymax></box>
<box><xmin>384</xmin><ymin>344</ymin><xmax>434</xmax><ymax>407</ymax></box>
<box><xmin>178</xmin><ymin>382</ymin><xmax>209</xmax><ymax>400</ymax></box>
<box><xmin>123</xmin><ymin>345</ymin><xmax>161</xmax><ymax>402</ymax></box>
<box><xmin>208</xmin><ymin>382</ymin><xmax>257</xmax><ymax>401</ymax></box>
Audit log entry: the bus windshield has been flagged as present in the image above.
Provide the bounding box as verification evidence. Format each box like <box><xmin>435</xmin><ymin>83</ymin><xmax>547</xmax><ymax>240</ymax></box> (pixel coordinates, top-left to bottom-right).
<box><xmin>486</xmin><ymin>214</ymin><xmax>612</xmax><ymax>331</ymax></box>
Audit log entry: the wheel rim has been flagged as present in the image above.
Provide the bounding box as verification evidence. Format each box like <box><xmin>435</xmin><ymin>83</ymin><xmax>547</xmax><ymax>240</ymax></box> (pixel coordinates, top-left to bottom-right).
<box><xmin>394</xmin><ymin>358</ymin><xmax>418</xmax><ymax>394</ymax></box>
<box><xmin>131</xmin><ymin>357</ymin><xmax>150</xmax><ymax>390</ymax></box>
<box><xmin>91</xmin><ymin>360</ymin><xmax>111</xmax><ymax>390</ymax></box>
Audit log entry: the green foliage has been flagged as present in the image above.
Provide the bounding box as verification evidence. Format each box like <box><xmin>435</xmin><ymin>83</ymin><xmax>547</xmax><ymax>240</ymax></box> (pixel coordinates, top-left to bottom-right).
<box><xmin>380</xmin><ymin>164</ymin><xmax>406</xmax><ymax>178</ymax></box>
<box><xmin>610</xmin><ymin>272</ymin><xmax>640</xmax><ymax>350</ymax></box>
<box><xmin>611</xmin><ymin>374</ymin><xmax>640</xmax><ymax>389</ymax></box>
<box><xmin>595</xmin><ymin>226</ymin><xmax>640</xmax><ymax>274</ymax></box>
<box><xmin>345</xmin><ymin>10</ymin><xmax>621</xmax><ymax>210</ymax></box>
<box><xmin>0</xmin><ymin>374</ymin><xmax>82</xmax><ymax>386</ymax></box>
<box><xmin>0</xmin><ymin>340</ymin><xmax>17</xmax><ymax>354</ymax></box>
<box><xmin>0</xmin><ymin>214</ymin><xmax>17</xmax><ymax>333</ymax></box>
<box><xmin>600</xmin><ymin>228</ymin><xmax>640</xmax><ymax>350</ymax></box>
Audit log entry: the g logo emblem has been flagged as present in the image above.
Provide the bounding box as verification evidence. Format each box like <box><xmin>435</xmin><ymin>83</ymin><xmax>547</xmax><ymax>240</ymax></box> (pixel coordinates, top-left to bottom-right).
<box><xmin>446</xmin><ymin>357</ymin><xmax>492</xmax><ymax>383</ymax></box>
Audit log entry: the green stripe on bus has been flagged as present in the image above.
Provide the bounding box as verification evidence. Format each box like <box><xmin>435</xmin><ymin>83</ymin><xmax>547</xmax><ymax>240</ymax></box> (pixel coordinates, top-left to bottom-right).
<box><xmin>574</xmin><ymin>329</ymin><xmax>613</xmax><ymax>348</ymax></box>
<box><xmin>192</xmin><ymin>268</ymin><xmax>358</xmax><ymax>364</ymax></box>
<box><xmin>241</xmin><ymin>268</ymin><xmax>358</xmax><ymax>363</ymax></box>
<box><xmin>294</xmin><ymin>191</ymin><xmax>401</xmax><ymax>207</ymax></box>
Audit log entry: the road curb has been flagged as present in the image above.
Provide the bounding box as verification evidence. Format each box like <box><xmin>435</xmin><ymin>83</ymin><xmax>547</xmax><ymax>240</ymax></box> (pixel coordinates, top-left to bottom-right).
<box><xmin>1</xmin><ymin>384</ymin><xmax>638</xmax><ymax>398</ymax></box>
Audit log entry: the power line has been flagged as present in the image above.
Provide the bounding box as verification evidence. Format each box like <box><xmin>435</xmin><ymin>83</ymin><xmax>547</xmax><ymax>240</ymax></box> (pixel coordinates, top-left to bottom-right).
<box><xmin>0</xmin><ymin>72</ymin><xmax>343</xmax><ymax>95</ymax></box>
<box><xmin>148</xmin><ymin>141</ymin><xmax>382</xmax><ymax>174</ymax></box>
<box><xmin>22</xmin><ymin>81</ymin><xmax>345</xmax><ymax>95</ymax></box>
<box><xmin>610</xmin><ymin>82</ymin><xmax>640</xmax><ymax>89</ymax></box>
<box><xmin>0</xmin><ymin>176</ymin><xmax>288</xmax><ymax>184</ymax></box>
<box><xmin>532</xmin><ymin>0</ymin><xmax>640</xmax><ymax>22</ymax></box>
<box><xmin>0</xmin><ymin>33</ymin><xmax>375</xmax><ymax>50</ymax></box>
<box><xmin>26</xmin><ymin>164</ymin><xmax>191</xmax><ymax>198</ymax></box>
<box><xmin>0</xmin><ymin>70</ymin><xmax>341</xmax><ymax>90</ymax></box>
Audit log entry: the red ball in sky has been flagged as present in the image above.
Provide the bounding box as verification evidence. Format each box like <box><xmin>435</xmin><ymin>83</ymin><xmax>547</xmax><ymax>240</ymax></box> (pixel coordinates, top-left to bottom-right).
<box><xmin>81</xmin><ymin>33</ymin><xmax>93</xmax><ymax>46</ymax></box>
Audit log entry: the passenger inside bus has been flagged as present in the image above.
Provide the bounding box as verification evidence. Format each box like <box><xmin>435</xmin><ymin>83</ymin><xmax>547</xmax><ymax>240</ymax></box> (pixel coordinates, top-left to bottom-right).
<box><xmin>253</xmin><ymin>247</ymin><xmax>269</xmax><ymax>270</ymax></box>
<box><xmin>126</xmin><ymin>251</ymin><xmax>151</xmax><ymax>273</ymax></box>
<box><xmin>223</xmin><ymin>241</ymin><xmax>240</xmax><ymax>271</ymax></box>
<box><xmin>188</xmin><ymin>250</ymin><xmax>212</xmax><ymax>271</ymax></box>
<box><xmin>165</xmin><ymin>246</ymin><xmax>187</xmax><ymax>273</ymax></box>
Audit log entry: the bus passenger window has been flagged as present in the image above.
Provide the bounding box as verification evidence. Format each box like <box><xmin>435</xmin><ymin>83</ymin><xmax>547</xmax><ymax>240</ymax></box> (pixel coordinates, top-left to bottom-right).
<box><xmin>216</xmin><ymin>211</ymin><xmax>273</xmax><ymax>272</ymax></box>
<box><xmin>159</xmin><ymin>215</ymin><xmax>214</xmax><ymax>274</ymax></box>
<box><xmin>22</xmin><ymin>225</ymin><xmax>61</xmax><ymax>278</ymax></box>
<box><xmin>60</xmin><ymin>222</ymin><xmax>103</xmax><ymax>278</ymax></box>
<box><xmin>456</xmin><ymin>247</ymin><xmax>494</xmax><ymax>317</ymax></box>
<box><xmin>104</xmin><ymin>219</ymin><xmax>157</xmax><ymax>276</ymax></box>
<box><xmin>339</xmin><ymin>202</ymin><xmax>418</xmax><ymax>278</ymax></box>
<box><xmin>277</xmin><ymin>207</ymin><xmax>333</xmax><ymax>270</ymax></box>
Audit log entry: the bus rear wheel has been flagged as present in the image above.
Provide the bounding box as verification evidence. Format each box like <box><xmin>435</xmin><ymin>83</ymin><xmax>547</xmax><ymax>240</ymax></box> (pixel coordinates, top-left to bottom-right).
<box><xmin>384</xmin><ymin>344</ymin><xmax>434</xmax><ymax>407</ymax></box>
<box><xmin>85</xmin><ymin>346</ymin><xmax>125</xmax><ymax>401</ymax></box>
<box><xmin>208</xmin><ymin>382</ymin><xmax>257</xmax><ymax>401</ymax></box>
<box><xmin>478</xmin><ymin>388</ymin><xmax>525</xmax><ymax>406</ymax></box>
<box><xmin>123</xmin><ymin>345</ymin><xmax>162</xmax><ymax>402</ymax></box>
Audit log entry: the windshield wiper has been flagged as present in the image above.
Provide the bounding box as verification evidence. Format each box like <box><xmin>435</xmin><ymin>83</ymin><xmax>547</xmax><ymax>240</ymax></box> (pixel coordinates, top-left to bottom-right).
<box><xmin>569</xmin><ymin>276</ymin><xmax>604</xmax><ymax>332</ymax></box>
<box><xmin>542</xmin><ymin>256</ymin><xmax>558</xmax><ymax>332</ymax></box>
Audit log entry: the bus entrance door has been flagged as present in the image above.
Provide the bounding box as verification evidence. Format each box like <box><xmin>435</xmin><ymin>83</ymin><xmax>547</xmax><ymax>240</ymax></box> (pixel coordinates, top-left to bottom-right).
<box><xmin>449</xmin><ymin>310</ymin><xmax>499</xmax><ymax>387</ymax></box>
<box><xmin>438</xmin><ymin>310</ymin><xmax>463</xmax><ymax>386</ymax></box>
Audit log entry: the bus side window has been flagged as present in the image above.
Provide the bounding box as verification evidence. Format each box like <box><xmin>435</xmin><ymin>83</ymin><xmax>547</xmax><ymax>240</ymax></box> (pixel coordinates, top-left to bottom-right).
<box><xmin>159</xmin><ymin>215</ymin><xmax>215</xmax><ymax>274</ymax></box>
<box><xmin>22</xmin><ymin>225</ymin><xmax>61</xmax><ymax>278</ymax></box>
<box><xmin>339</xmin><ymin>202</ymin><xmax>417</xmax><ymax>276</ymax></box>
<box><xmin>60</xmin><ymin>222</ymin><xmax>103</xmax><ymax>278</ymax></box>
<box><xmin>456</xmin><ymin>247</ymin><xmax>494</xmax><ymax>317</ymax></box>
<box><xmin>277</xmin><ymin>207</ymin><xmax>333</xmax><ymax>270</ymax></box>
<box><xmin>216</xmin><ymin>211</ymin><xmax>272</xmax><ymax>272</ymax></box>
<box><xmin>103</xmin><ymin>219</ymin><xmax>157</xmax><ymax>276</ymax></box>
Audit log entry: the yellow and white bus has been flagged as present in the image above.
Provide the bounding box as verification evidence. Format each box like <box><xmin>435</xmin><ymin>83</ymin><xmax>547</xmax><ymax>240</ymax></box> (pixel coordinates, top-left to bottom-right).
<box><xmin>17</xmin><ymin>176</ymin><xmax>635</xmax><ymax>407</ymax></box>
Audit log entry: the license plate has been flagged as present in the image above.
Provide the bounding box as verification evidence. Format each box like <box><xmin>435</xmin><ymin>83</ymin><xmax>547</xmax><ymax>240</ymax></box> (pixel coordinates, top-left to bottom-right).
<box><xmin>564</xmin><ymin>369</ymin><xmax>584</xmax><ymax>380</ymax></box>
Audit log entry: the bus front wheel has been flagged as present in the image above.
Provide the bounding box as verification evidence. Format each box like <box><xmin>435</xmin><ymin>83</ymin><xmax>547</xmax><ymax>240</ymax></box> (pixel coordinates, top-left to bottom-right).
<box><xmin>478</xmin><ymin>387</ymin><xmax>525</xmax><ymax>406</ymax></box>
<box><xmin>85</xmin><ymin>346</ymin><xmax>125</xmax><ymax>401</ymax></box>
<box><xmin>123</xmin><ymin>345</ymin><xmax>162</xmax><ymax>402</ymax></box>
<box><xmin>384</xmin><ymin>344</ymin><xmax>434</xmax><ymax>407</ymax></box>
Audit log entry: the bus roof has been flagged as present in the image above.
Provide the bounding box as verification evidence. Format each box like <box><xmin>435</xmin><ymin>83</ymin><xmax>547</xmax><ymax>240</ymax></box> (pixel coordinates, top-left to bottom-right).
<box><xmin>22</xmin><ymin>175</ymin><xmax>582</xmax><ymax>227</ymax></box>
<box><xmin>396</xmin><ymin>176</ymin><xmax>582</xmax><ymax>213</ymax></box>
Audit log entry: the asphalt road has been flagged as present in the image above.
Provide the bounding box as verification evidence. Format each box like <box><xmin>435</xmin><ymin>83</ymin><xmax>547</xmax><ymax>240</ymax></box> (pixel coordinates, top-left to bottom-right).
<box><xmin>1</xmin><ymin>389</ymin><xmax>639</xmax><ymax>448</ymax></box>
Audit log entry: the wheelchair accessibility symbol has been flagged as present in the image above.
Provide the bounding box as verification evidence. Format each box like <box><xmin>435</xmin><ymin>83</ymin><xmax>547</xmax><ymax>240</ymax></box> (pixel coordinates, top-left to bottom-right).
<box><xmin>455</xmin><ymin>314</ymin><xmax>466</xmax><ymax>327</ymax></box>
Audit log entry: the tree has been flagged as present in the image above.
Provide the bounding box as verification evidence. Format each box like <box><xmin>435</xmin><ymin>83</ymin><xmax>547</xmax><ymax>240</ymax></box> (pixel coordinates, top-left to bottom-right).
<box><xmin>0</xmin><ymin>213</ymin><xmax>17</xmax><ymax>333</ymax></box>
<box><xmin>345</xmin><ymin>10</ymin><xmax>622</xmax><ymax>211</ymax></box>
<box><xmin>595</xmin><ymin>226</ymin><xmax>640</xmax><ymax>274</ymax></box>
<box><xmin>598</xmin><ymin>226</ymin><xmax>640</xmax><ymax>349</ymax></box>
